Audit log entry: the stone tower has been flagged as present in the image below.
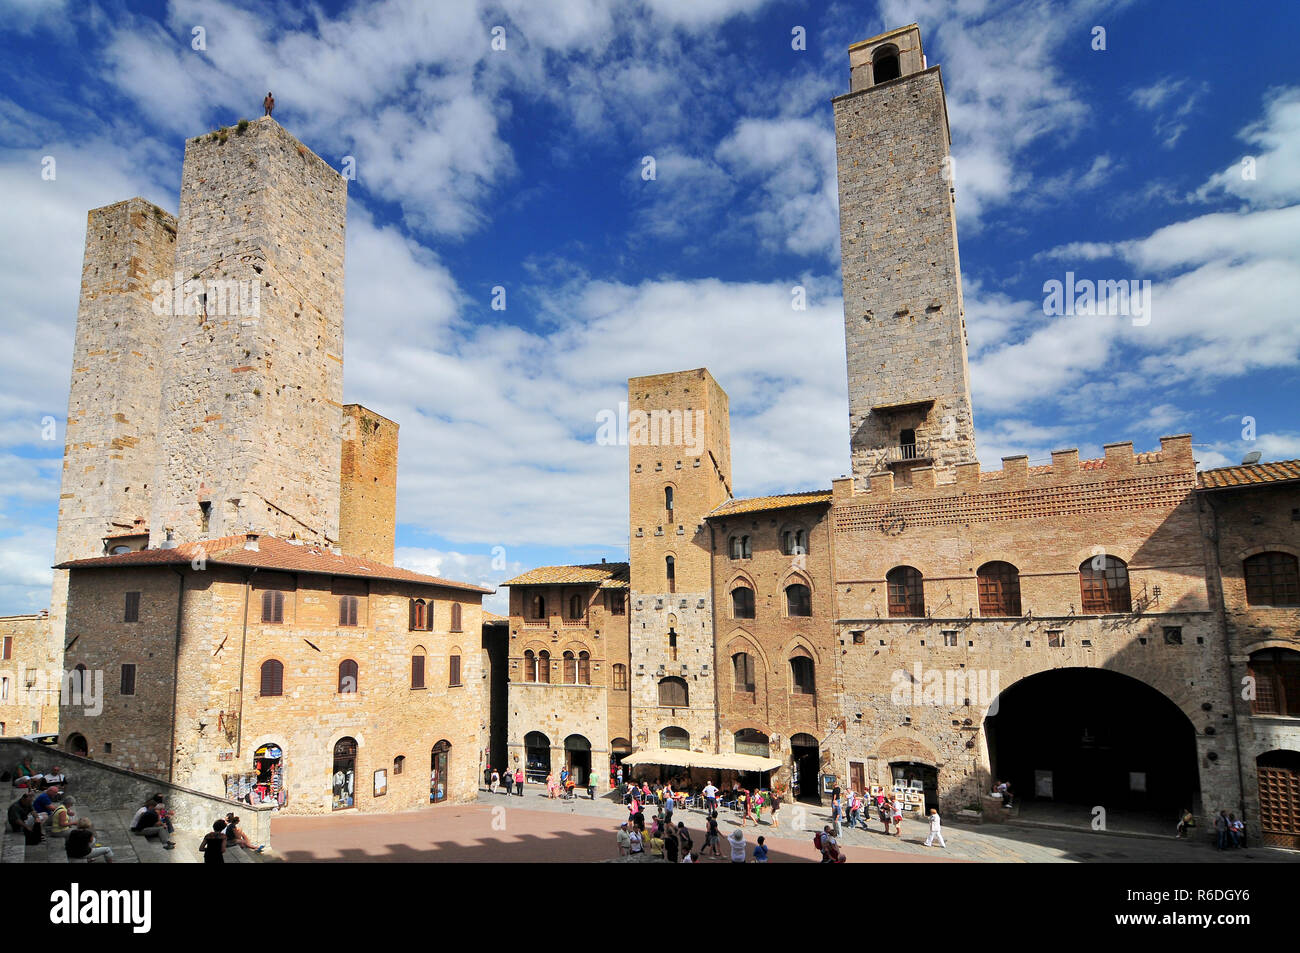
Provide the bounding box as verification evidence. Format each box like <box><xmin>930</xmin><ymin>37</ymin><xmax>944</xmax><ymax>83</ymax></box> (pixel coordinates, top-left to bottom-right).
<box><xmin>339</xmin><ymin>403</ymin><xmax>398</xmax><ymax>564</ymax></box>
<box><xmin>833</xmin><ymin>24</ymin><xmax>976</xmax><ymax>487</ymax></box>
<box><xmin>51</xmin><ymin>198</ymin><xmax>177</xmax><ymax>646</ymax></box>
<box><xmin>627</xmin><ymin>369</ymin><xmax>731</xmax><ymax>754</ymax></box>
<box><xmin>148</xmin><ymin>117</ymin><xmax>347</xmax><ymax>548</ymax></box>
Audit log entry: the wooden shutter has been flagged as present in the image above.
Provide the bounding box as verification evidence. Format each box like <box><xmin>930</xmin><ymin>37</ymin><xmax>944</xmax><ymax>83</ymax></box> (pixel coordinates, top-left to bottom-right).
<box><xmin>120</xmin><ymin>663</ymin><xmax>136</xmax><ymax>696</ymax></box>
<box><xmin>451</xmin><ymin>604</ymin><xmax>462</xmax><ymax>632</ymax></box>
<box><xmin>411</xmin><ymin>653</ymin><xmax>425</xmax><ymax>689</ymax></box>
<box><xmin>260</xmin><ymin>660</ymin><xmax>283</xmax><ymax>696</ymax></box>
<box><xmin>124</xmin><ymin>591</ymin><xmax>140</xmax><ymax>623</ymax></box>
<box><xmin>449</xmin><ymin>655</ymin><xmax>461</xmax><ymax>687</ymax></box>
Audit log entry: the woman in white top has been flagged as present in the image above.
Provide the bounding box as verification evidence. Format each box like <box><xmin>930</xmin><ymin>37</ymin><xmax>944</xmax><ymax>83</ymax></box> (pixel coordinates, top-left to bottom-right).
<box><xmin>728</xmin><ymin>829</ymin><xmax>747</xmax><ymax>863</ymax></box>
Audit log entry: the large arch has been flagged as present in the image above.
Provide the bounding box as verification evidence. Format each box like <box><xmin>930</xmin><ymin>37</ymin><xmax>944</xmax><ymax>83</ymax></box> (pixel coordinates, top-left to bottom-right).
<box><xmin>983</xmin><ymin>667</ymin><xmax>1199</xmax><ymax>816</ymax></box>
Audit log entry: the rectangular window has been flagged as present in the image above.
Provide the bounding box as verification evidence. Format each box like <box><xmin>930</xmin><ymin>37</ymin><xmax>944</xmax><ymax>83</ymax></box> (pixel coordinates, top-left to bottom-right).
<box><xmin>449</xmin><ymin>655</ymin><xmax>462</xmax><ymax>687</ymax></box>
<box><xmin>942</xmin><ymin>630</ymin><xmax>958</xmax><ymax>647</ymax></box>
<box><xmin>411</xmin><ymin>654</ymin><xmax>426</xmax><ymax>690</ymax></box>
<box><xmin>24</xmin><ymin>668</ymin><xmax>36</xmax><ymax>688</ymax></box>
<box><xmin>124</xmin><ymin>591</ymin><xmax>140</xmax><ymax>623</ymax></box>
<box><xmin>261</xmin><ymin>590</ymin><xmax>284</xmax><ymax>624</ymax></box>
<box><xmin>121</xmin><ymin>663</ymin><xmax>136</xmax><ymax>696</ymax></box>
<box><xmin>1</xmin><ymin>636</ymin><xmax>10</xmax><ymax>660</ymax></box>
<box><xmin>613</xmin><ymin>665</ymin><xmax>627</xmax><ymax>691</ymax></box>
<box><xmin>0</xmin><ymin>678</ymin><xmax>8</xmax><ymax>701</ymax></box>
<box><xmin>1047</xmin><ymin>630</ymin><xmax>1064</xmax><ymax>648</ymax></box>
<box><xmin>607</xmin><ymin>591</ymin><xmax>625</xmax><ymax>615</ymax></box>
<box><xmin>1163</xmin><ymin>626</ymin><xmax>1183</xmax><ymax>645</ymax></box>
<box><xmin>339</xmin><ymin>595</ymin><xmax>359</xmax><ymax>627</ymax></box>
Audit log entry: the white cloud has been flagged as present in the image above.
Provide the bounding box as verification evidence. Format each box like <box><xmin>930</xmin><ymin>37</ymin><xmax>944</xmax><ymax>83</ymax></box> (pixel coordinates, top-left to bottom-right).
<box><xmin>1198</xmin><ymin>86</ymin><xmax>1300</xmax><ymax>208</ymax></box>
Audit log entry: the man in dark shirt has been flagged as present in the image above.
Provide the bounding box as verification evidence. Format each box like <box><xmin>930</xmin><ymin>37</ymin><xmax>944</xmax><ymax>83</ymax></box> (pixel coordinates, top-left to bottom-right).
<box><xmin>8</xmin><ymin>793</ymin><xmax>43</xmax><ymax>844</ymax></box>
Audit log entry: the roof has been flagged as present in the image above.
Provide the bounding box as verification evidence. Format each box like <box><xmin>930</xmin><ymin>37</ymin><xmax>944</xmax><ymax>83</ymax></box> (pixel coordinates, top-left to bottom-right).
<box><xmin>55</xmin><ymin>535</ymin><xmax>493</xmax><ymax>594</ymax></box>
<box><xmin>707</xmin><ymin>490</ymin><xmax>832</xmax><ymax>519</ymax></box>
<box><xmin>1198</xmin><ymin>459</ymin><xmax>1300</xmax><ymax>491</ymax></box>
<box><xmin>620</xmin><ymin>748</ymin><xmax>784</xmax><ymax>773</ymax></box>
<box><xmin>501</xmin><ymin>562</ymin><xmax>630</xmax><ymax>589</ymax></box>
<box><xmin>483</xmin><ymin>611</ymin><xmax>509</xmax><ymax>624</ymax></box>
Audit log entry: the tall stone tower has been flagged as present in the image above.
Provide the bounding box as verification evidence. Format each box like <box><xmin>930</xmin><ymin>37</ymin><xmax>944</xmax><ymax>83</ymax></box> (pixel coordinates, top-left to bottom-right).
<box><xmin>833</xmin><ymin>24</ymin><xmax>976</xmax><ymax>487</ymax></box>
<box><xmin>339</xmin><ymin>403</ymin><xmax>398</xmax><ymax>564</ymax></box>
<box><xmin>627</xmin><ymin>369</ymin><xmax>731</xmax><ymax>755</ymax></box>
<box><xmin>51</xmin><ymin>198</ymin><xmax>177</xmax><ymax>646</ymax></box>
<box><xmin>149</xmin><ymin>117</ymin><xmax>347</xmax><ymax>547</ymax></box>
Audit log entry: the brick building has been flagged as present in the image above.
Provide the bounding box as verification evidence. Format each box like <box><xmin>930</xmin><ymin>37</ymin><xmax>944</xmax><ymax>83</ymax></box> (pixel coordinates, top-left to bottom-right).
<box><xmin>0</xmin><ymin>612</ymin><xmax>61</xmax><ymax>738</ymax></box>
<box><xmin>498</xmin><ymin>24</ymin><xmax>1300</xmax><ymax>844</ymax></box>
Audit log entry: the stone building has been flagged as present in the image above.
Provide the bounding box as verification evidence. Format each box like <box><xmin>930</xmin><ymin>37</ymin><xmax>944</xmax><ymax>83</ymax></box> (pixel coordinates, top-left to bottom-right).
<box><xmin>30</xmin><ymin>116</ymin><xmax>495</xmax><ymax>814</ymax></box>
<box><xmin>499</xmin><ymin>562</ymin><xmax>629</xmax><ymax>785</ymax></box>
<box><xmin>55</xmin><ymin>534</ymin><xmax>487</xmax><ymax>814</ymax></box>
<box><xmin>0</xmin><ymin>612</ymin><xmax>61</xmax><ymax>738</ymax></box>
<box><xmin>497</xmin><ymin>24</ymin><xmax>1300</xmax><ymax>843</ymax></box>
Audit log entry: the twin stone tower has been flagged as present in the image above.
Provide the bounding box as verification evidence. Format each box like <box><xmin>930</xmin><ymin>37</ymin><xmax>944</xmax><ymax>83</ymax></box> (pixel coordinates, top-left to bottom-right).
<box><xmin>52</xmin><ymin>117</ymin><xmax>397</xmax><ymax>647</ymax></box>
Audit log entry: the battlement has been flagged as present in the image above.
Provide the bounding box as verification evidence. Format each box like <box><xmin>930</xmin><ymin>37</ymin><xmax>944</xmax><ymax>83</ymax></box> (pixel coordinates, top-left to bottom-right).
<box><xmin>832</xmin><ymin>434</ymin><xmax>1196</xmax><ymax>508</ymax></box>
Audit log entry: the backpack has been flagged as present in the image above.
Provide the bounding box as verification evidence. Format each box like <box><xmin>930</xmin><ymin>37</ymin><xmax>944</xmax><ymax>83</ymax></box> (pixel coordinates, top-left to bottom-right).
<box><xmin>813</xmin><ymin>832</ymin><xmax>823</xmax><ymax>851</ymax></box>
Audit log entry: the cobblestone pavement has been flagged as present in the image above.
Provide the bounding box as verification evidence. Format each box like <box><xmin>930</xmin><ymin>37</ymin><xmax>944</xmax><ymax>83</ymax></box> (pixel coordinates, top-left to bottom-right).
<box><xmin>267</xmin><ymin>786</ymin><xmax>1300</xmax><ymax>863</ymax></box>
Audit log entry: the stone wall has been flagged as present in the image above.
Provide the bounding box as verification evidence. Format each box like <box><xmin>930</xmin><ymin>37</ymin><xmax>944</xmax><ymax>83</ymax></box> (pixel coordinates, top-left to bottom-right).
<box><xmin>0</xmin><ymin>613</ymin><xmax>61</xmax><ymax>737</ymax></box>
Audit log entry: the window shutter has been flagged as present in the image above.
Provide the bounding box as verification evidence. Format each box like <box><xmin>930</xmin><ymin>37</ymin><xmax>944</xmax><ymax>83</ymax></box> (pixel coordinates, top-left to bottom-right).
<box><xmin>450</xmin><ymin>655</ymin><xmax>461</xmax><ymax>687</ymax></box>
<box><xmin>120</xmin><ymin>663</ymin><xmax>136</xmax><ymax>696</ymax></box>
<box><xmin>411</xmin><ymin>654</ymin><xmax>425</xmax><ymax>689</ymax></box>
<box><xmin>124</xmin><ymin>591</ymin><xmax>140</xmax><ymax>623</ymax></box>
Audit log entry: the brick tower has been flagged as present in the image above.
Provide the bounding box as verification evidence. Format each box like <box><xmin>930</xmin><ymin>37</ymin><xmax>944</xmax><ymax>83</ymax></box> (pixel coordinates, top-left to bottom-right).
<box><xmin>50</xmin><ymin>198</ymin><xmax>177</xmax><ymax>646</ymax></box>
<box><xmin>627</xmin><ymin>369</ymin><xmax>731</xmax><ymax>754</ymax></box>
<box><xmin>338</xmin><ymin>403</ymin><xmax>398</xmax><ymax>563</ymax></box>
<box><xmin>149</xmin><ymin>117</ymin><xmax>347</xmax><ymax>547</ymax></box>
<box><xmin>833</xmin><ymin>24</ymin><xmax>976</xmax><ymax>487</ymax></box>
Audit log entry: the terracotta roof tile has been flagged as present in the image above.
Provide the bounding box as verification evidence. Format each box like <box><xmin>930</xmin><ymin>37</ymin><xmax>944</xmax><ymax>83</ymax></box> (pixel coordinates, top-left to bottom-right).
<box><xmin>707</xmin><ymin>490</ymin><xmax>832</xmax><ymax>518</ymax></box>
<box><xmin>1198</xmin><ymin>459</ymin><xmax>1300</xmax><ymax>490</ymax></box>
<box><xmin>501</xmin><ymin>563</ymin><xmax>629</xmax><ymax>588</ymax></box>
<box><xmin>54</xmin><ymin>534</ymin><xmax>492</xmax><ymax>594</ymax></box>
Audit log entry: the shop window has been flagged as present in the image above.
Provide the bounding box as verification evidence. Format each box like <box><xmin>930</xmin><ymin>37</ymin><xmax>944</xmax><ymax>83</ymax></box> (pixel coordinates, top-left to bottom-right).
<box><xmin>660</xmin><ymin>726</ymin><xmax>689</xmax><ymax>750</ymax></box>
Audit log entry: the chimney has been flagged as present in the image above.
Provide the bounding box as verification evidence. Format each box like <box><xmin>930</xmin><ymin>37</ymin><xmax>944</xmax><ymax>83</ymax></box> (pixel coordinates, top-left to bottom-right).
<box><xmin>160</xmin><ymin>529</ymin><xmax>177</xmax><ymax>550</ymax></box>
<box><xmin>244</xmin><ymin>533</ymin><xmax>260</xmax><ymax>551</ymax></box>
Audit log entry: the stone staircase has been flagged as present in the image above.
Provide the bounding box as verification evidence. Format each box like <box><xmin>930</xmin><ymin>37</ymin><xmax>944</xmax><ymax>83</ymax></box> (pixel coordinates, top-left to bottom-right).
<box><xmin>1</xmin><ymin>799</ymin><xmax>273</xmax><ymax>864</ymax></box>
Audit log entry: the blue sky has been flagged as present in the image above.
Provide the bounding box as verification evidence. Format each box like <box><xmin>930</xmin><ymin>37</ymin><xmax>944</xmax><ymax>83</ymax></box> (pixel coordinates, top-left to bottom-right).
<box><xmin>1</xmin><ymin>0</ymin><xmax>1298</xmax><ymax>615</ymax></box>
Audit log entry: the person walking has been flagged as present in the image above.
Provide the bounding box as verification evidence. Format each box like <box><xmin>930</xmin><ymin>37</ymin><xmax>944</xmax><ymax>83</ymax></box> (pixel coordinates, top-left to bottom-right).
<box><xmin>924</xmin><ymin>808</ymin><xmax>946</xmax><ymax>848</ymax></box>
<box><xmin>199</xmin><ymin>819</ymin><xmax>228</xmax><ymax>864</ymax></box>
<box><xmin>587</xmin><ymin>771</ymin><xmax>598</xmax><ymax>800</ymax></box>
<box><xmin>1175</xmin><ymin>808</ymin><xmax>1194</xmax><ymax>838</ymax></box>
<box><xmin>769</xmin><ymin>789</ymin><xmax>781</xmax><ymax>830</ymax></box>
<box><xmin>490</xmin><ymin>768</ymin><xmax>500</xmax><ymax>795</ymax></box>
<box><xmin>1215</xmin><ymin>810</ymin><xmax>1230</xmax><ymax>850</ymax></box>
<box><xmin>879</xmin><ymin>796</ymin><xmax>892</xmax><ymax>836</ymax></box>
<box><xmin>704</xmin><ymin>811</ymin><xmax>721</xmax><ymax>858</ymax></box>
<box><xmin>676</xmin><ymin>821</ymin><xmax>693</xmax><ymax>858</ymax></box>
<box><xmin>546</xmin><ymin>772</ymin><xmax>557</xmax><ymax>799</ymax></box>
<box><xmin>831</xmin><ymin>793</ymin><xmax>843</xmax><ymax>837</ymax></box>
<box><xmin>891</xmin><ymin>796</ymin><xmax>904</xmax><ymax>836</ymax></box>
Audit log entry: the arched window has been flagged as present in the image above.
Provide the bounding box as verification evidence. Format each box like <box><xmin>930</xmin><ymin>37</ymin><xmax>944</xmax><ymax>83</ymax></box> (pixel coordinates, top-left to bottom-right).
<box><xmin>529</xmin><ymin>594</ymin><xmax>546</xmax><ymax>620</ymax></box>
<box><xmin>660</xmin><ymin>726</ymin><xmax>689</xmax><ymax>750</ymax></box>
<box><xmin>732</xmin><ymin>586</ymin><xmax>755</xmax><ymax>619</ymax></box>
<box><xmin>338</xmin><ymin>659</ymin><xmax>358</xmax><ymax>693</ymax></box>
<box><xmin>873</xmin><ymin>44</ymin><xmax>901</xmax><ymax>83</ymax></box>
<box><xmin>1244</xmin><ymin>552</ymin><xmax>1300</xmax><ymax>606</ymax></box>
<box><xmin>734</xmin><ymin>728</ymin><xmax>770</xmax><ymax>757</ymax></box>
<box><xmin>666</xmin><ymin>555</ymin><xmax>675</xmax><ymax>593</ymax></box>
<box><xmin>612</xmin><ymin>663</ymin><xmax>627</xmax><ymax>691</ymax></box>
<box><xmin>523</xmin><ymin>649</ymin><xmax>537</xmax><ymax>683</ymax></box>
<box><xmin>563</xmin><ymin>650</ymin><xmax>578</xmax><ymax>684</ymax></box>
<box><xmin>568</xmin><ymin>594</ymin><xmax>584</xmax><ymax>620</ymax></box>
<box><xmin>729</xmin><ymin>535</ymin><xmax>752</xmax><ymax>559</ymax></box>
<box><xmin>410</xmin><ymin>599</ymin><xmax>428</xmax><ymax>631</ymax></box>
<box><xmin>538</xmin><ymin>650</ymin><xmax>551</xmax><ymax>684</ymax></box>
<box><xmin>259</xmin><ymin>659</ymin><xmax>283</xmax><ymax>697</ymax></box>
<box><xmin>786</xmin><ymin>583</ymin><xmax>812</xmax><ymax>616</ymax></box>
<box><xmin>790</xmin><ymin>649</ymin><xmax>815</xmax><ymax>695</ymax></box>
<box><xmin>732</xmin><ymin>652</ymin><xmax>755</xmax><ymax>692</ymax></box>
<box><xmin>887</xmin><ymin>566</ymin><xmax>924</xmax><ymax>616</ymax></box>
<box><xmin>781</xmin><ymin>529</ymin><xmax>807</xmax><ymax>556</ymax></box>
<box><xmin>411</xmin><ymin>647</ymin><xmax>426</xmax><ymax>689</ymax></box>
<box><xmin>1248</xmin><ymin>649</ymin><xmax>1300</xmax><ymax>716</ymax></box>
<box><xmin>261</xmin><ymin>590</ymin><xmax>284</xmax><ymax>623</ymax></box>
<box><xmin>665</xmin><ymin>486</ymin><xmax>674</xmax><ymax>515</ymax></box>
<box><xmin>450</xmin><ymin>603</ymin><xmax>463</xmax><ymax>632</ymax></box>
<box><xmin>977</xmin><ymin>561</ymin><xmax>1022</xmax><ymax>616</ymax></box>
<box><xmin>578</xmin><ymin>650</ymin><xmax>591</xmax><ymax>685</ymax></box>
<box><xmin>393</xmin><ymin>755</ymin><xmax>405</xmax><ymax>776</ymax></box>
<box><xmin>449</xmin><ymin>651</ymin><xmax>462</xmax><ymax>687</ymax></box>
<box><xmin>658</xmin><ymin>676</ymin><xmax>689</xmax><ymax>707</ymax></box>
<box><xmin>1079</xmin><ymin>555</ymin><xmax>1131</xmax><ymax>613</ymax></box>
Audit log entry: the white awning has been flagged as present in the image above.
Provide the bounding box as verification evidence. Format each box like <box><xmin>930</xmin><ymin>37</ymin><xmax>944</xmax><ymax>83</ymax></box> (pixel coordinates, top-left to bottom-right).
<box><xmin>620</xmin><ymin>748</ymin><xmax>783</xmax><ymax>773</ymax></box>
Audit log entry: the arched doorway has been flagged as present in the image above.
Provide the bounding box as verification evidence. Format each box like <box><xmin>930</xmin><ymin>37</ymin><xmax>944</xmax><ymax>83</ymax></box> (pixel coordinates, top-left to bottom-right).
<box><xmin>524</xmin><ymin>731</ymin><xmax>551</xmax><ymax>784</ymax></box>
<box><xmin>1257</xmin><ymin>750</ymin><xmax>1300</xmax><ymax>849</ymax></box>
<box><xmin>332</xmin><ymin>737</ymin><xmax>357</xmax><ymax>811</ymax></box>
<box><xmin>985</xmin><ymin>668</ymin><xmax>1198</xmax><ymax>818</ymax></box>
<box><xmin>790</xmin><ymin>732</ymin><xmax>821</xmax><ymax>803</ymax></box>
<box><xmin>65</xmin><ymin>732</ymin><xmax>88</xmax><ymax>758</ymax></box>
<box><xmin>253</xmin><ymin>743</ymin><xmax>286</xmax><ymax>808</ymax></box>
<box><xmin>890</xmin><ymin>761</ymin><xmax>938</xmax><ymax>814</ymax></box>
<box><xmin>564</xmin><ymin>734</ymin><xmax>591</xmax><ymax>785</ymax></box>
<box><xmin>430</xmin><ymin>739</ymin><xmax>451</xmax><ymax>803</ymax></box>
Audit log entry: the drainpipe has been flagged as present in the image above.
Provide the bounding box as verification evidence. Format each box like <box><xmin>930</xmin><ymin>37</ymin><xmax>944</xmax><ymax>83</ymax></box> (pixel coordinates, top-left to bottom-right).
<box><xmin>1201</xmin><ymin>492</ymin><xmax>1249</xmax><ymax>822</ymax></box>
<box><xmin>168</xmin><ymin>566</ymin><xmax>185</xmax><ymax>784</ymax></box>
<box><xmin>708</xmin><ymin>520</ymin><xmax>721</xmax><ymax>755</ymax></box>
<box><xmin>236</xmin><ymin>568</ymin><xmax>257</xmax><ymax>759</ymax></box>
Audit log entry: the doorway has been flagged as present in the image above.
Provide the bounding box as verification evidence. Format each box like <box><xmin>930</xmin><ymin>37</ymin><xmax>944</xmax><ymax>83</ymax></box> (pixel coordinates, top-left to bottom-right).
<box><xmin>1257</xmin><ymin>750</ymin><xmax>1300</xmax><ymax>849</ymax></box>
<box><xmin>564</xmin><ymin>735</ymin><xmax>591</xmax><ymax>786</ymax></box>
<box><xmin>430</xmin><ymin>739</ymin><xmax>451</xmax><ymax>804</ymax></box>
<box><xmin>332</xmin><ymin>737</ymin><xmax>357</xmax><ymax>811</ymax></box>
<box><xmin>890</xmin><ymin>761</ymin><xmax>938</xmax><ymax>813</ymax></box>
<box><xmin>524</xmin><ymin>731</ymin><xmax>551</xmax><ymax>784</ymax></box>
<box><xmin>790</xmin><ymin>733</ymin><xmax>821</xmax><ymax>803</ymax></box>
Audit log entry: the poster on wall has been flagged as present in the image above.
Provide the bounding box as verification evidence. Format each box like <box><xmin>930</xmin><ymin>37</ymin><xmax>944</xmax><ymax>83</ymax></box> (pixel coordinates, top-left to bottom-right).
<box><xmin>374</xmin><ymin>769</ymin><xmax>387</xmax><ymax>798</ymax></box>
